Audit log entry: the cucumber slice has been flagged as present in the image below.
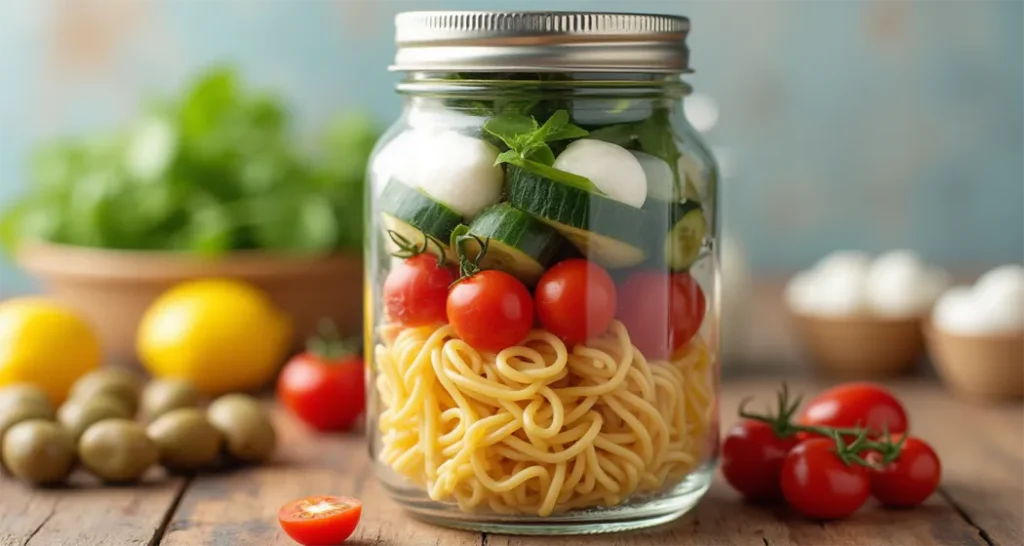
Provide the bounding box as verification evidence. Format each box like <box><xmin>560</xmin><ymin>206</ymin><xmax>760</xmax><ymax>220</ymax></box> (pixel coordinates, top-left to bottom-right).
<box><xmin>507</xmin><ymin>165</ymin><xmax>647</xmax><ymax>268</ymax></box>
<box><xmin>378</xmin><ymin>179</ymin><xmax>461</xmax><ymax>263</ymax></box>
<box><xmin>456</xmin><ymin>203</ymin><xmax>563</xmax><ymax>285</ymax></box>
<box><xmin>643</xmin><ymin>199</ymin><xmax>707</xmax><ymax>271</ymax></box>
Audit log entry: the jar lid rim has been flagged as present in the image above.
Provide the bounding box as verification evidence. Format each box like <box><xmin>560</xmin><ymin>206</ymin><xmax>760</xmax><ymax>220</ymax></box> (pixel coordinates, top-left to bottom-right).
<box><xmin>391</xmin><ymin>11</ymin><xmax>692</xmax><ymax>74</ymax></box>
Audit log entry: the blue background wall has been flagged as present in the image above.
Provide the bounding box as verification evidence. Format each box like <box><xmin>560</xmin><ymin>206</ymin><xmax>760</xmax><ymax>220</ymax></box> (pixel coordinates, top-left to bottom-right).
<box><xmin>1</xmin><ymin>0</ymin><xmax>1022</xmax><ymax>293</ymax></box>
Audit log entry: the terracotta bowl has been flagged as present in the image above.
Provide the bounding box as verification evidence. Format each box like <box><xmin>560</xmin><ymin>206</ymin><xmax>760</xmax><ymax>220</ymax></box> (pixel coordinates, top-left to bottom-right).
<box><xmin>17</xmin><ymin>243</ymin><xmax>363</xmax><ymax>363</ymax></box>
<box><xmin>789</xmin><ymin>310</ymin><xmax>925</xmax><ymax>377</ymax></box>
<box><xmin>924</xmin><ymin>323</ymin><xmax>1023</xmax><ymax>401</ymax></box>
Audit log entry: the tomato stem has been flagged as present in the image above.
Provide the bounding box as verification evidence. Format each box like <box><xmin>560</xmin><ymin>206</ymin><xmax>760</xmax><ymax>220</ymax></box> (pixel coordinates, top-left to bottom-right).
<box><xmin>738</xmin><ymin>384</ymin><xmax>905</xmax><ymax>469</ymax></box>
<box><xmin>451</xmin><ymin>233</ymin><xmax>490</xmax><ymax>287</ymax></box>
<box><xmin>387</xmin><ymin>229</ymin><xmax>446</xmax><ymax>268</ymax></box>
<box><xmin>305</xmin><ymin>318</ymin><xmax>359</xmax><ymax>361</ymax></box>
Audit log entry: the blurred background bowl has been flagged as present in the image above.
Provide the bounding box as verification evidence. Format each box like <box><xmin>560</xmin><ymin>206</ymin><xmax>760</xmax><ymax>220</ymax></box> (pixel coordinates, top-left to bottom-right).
<box><xmin>790</xmin><ymin>311</ymin><xmax>925</xmax><ymax>377</ymax></box>
<box><xmin>924</xmin><ymin>323</ymin><xmax>1024</xmax><ymax>401</ymax></box>
<box><xmin>17</xmin><ymin>243</ymin><xmax>362</xmax><ymax>362</ymax></box>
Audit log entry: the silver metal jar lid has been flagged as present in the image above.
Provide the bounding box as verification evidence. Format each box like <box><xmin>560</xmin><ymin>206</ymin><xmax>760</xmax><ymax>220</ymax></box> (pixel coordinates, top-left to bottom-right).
<box><xmin>391</xmin><ymin>11</ymin><xmax>691</xmax><ymax>73</ymax></box>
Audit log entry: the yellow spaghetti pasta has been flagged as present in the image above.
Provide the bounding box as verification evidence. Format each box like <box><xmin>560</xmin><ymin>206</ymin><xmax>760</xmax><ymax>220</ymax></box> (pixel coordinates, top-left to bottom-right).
<box><xmin>374</xmin><ymin>320</ymin><xmax>713</xmax><ymax>517</ymax></box>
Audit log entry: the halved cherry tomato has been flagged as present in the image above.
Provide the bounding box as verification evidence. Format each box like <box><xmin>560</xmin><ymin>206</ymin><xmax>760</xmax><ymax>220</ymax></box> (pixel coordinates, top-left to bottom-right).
<box><xmin>780</xmin><ymin>438</ymin><xmax>871</xmax><ymax>520</ymax></box>
<box><xmin>278</xmin><ymin>495</ymin><xmax>362</xmax><ymax>545</ymax></box>
<box><xmin>535</xmin><ymin>259</ymin><xmax>617</xmax><ymax>347</ymax></box>
<box><xmin>796</xmin><ymin>383</ymin><xmax>909</xmax><ymax>439</ymax></box>
<box><xmin>383</xmin><ymin>254</ymin><xmax>456</xmax><ymax>327</ymax></box>
<box><xmin>866</xmin><ymin>436</ymin><xmax>941</xmax><ymax>508</ymax></box>
<box><xmin>721</xmin><ymin>420</ymin><xmax>799</xmax><ymax>502</ymax></box>
<box><xmin>617</xmin><ymin>271</ymin><xmax>706</xmax><ymax>359</ymax></box>
<box><xmin>447</xmin><ymin>270</ymin><xmax>533</xmax><ymax>352</ymax></box>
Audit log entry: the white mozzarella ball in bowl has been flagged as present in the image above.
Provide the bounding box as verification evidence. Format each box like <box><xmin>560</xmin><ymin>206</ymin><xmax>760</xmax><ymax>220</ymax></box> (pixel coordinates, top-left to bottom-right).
<box><xmin>933</xmin><ymin>287</ymin><xmax>986</xmax><ymax>334</ymax></box>
<box><xmin>865</xmin><ymin>250</ymin><xmax>946</xmax><ymax>317</ymax></box>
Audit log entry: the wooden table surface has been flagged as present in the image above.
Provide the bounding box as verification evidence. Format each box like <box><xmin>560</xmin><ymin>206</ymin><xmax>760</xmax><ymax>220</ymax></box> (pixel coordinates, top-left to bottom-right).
<box><xmin>1</xmin><ymin>376</ymin><xmax>1021</xmax><ymax>546</ymax></box>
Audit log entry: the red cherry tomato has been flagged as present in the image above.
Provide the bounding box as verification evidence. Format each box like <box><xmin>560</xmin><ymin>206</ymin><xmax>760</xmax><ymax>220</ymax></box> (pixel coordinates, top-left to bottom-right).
<box><xmin>535</xmin><ymin>259</ymin><xmax>617</xmax><ymax>347</ymax></box>
<box><xmin>721</xmin><ymin>420</ymin><xmax>799</xmax><ymax>502</ymax></box>
<box><xmin>278</xmin><ymin>495</ymin><xmax>362</xmax><ymax>545</ymax></box>
<box><xmin>383</xmin><ymin>254</ymin><xmax>455</xmax><ymax>327</ymax></box>
<box><xmin>277</xmin><ymin>349</ymin><xmax>365</xmax><ymax>432</ymax></box>
<box><xmin>866</xmin><ymin>436</ymin><xmax>941</xmax><ymax>508</ymax></box>
<box><xmin>447</xmin><ymin>270</ymin><xmax>533</xmax><ymax>352</ymax></box>
<box><xmin>780</xmin><ymin>438</ymin><xmax>871</xmax><ymax>520</ymax></box>
<box><xmin>796</xmin><ymin>383</ymin><xmax>909</xmax><ymax>439</ymax></box>
<box><xmin>617</xmin><ymin>271</ymin><xmax>706</xmax><ymax>359</ymax></box>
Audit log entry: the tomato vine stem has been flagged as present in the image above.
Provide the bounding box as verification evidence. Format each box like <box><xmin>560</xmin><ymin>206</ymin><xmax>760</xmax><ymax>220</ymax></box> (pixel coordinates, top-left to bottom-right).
<box><xmin>738</xmin><ymin>383</ymin><xmax>904</xmax><ymax>469</ymax></box>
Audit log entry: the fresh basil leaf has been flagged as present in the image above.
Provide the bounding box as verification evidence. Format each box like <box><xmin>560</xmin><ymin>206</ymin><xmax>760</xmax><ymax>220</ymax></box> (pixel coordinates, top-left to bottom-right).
<box><xmin>487</xmin><ymin>108</ymin><xmax>585</xmax><ymax>169</ymax></box>
<box><xmin>524</xmin><ymin>144</ymin><xmax>555</xmax><ymax>166</ymax></box>
<box><xmin>545</xmin><ymin>124</ymin><xmax>589</xmax><ymax>142</ymax></box>
<box><xmin>494</xmin><ymin>149</ymin><xmax>521</xmax><ymax>166</ymax></box>
<box><xmin>483</xmin><ymin>113</ymin><xmax>537</xmax><ymax>147</ymax></box>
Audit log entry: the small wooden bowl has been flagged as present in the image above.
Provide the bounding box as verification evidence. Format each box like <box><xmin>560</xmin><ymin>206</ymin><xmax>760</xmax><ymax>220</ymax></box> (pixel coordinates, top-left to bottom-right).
<box><xmin>789</xmin><ymin>311</ymin><xmax>925</xmax><ymax>377</ymax></box>
<box><xmin>17</xmin><ymin>243</ymin><xmax>363</xmax><ymax>363</ymax></box>
<box><xmin>924</xmin><ymin>323</ymin><xmax>1024</xmax><ymax>400</ymax></box>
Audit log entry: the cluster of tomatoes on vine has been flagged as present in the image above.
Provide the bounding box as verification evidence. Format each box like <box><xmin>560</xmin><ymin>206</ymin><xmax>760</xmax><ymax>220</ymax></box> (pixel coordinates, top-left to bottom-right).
<box><xmin>721</xmin><ymin>382</ymin><xmax>942</xmax><ymax>520</ymax></box>
<box><xmin>382</xmin><ymin>230</ymin><xmax>705</xmax><ymax>356</ymax></box>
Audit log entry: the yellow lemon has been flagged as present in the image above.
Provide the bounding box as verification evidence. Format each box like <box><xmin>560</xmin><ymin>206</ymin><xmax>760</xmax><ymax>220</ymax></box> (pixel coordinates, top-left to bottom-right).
<box><xmin>0</xmin><ymin>297</ymin><xmax>102</xmax><ymax>405</ymax></box>
<box><xmin>137</xmin><ymin>279</ymin><xmax>292</xmax><ymax>395</ymax></box>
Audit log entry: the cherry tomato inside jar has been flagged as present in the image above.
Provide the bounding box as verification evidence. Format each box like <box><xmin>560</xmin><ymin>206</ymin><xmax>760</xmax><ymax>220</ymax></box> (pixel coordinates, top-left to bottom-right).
<box><xmin>383</xmin><ymin>254</ymin><xmax>455</xmax><ymax>327</ymax></box>
<box><xmin>278</xmin><ymin>495</ymin><xmax>362</xmax><ymax>545</ymax></box>
<box><xmin>535</xmin><ymin>259</ymin><xmax>617</xmax><ymax>347</ymax></box>
<box><xmin>617</xmin><ymin>271</ymin><xmax>706</xmax><ymax>359</ymax></box>
<box><xmin>447</xmin><ymin>270</ymin><xmax>534</xmax><ymax>352</ymax></box>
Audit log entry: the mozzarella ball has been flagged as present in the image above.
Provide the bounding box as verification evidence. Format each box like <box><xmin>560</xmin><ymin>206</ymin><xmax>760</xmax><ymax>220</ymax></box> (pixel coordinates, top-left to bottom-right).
<box><xmin>554</xmin><ymin>139</ymin><xmax>647</xmax><ymax>208</ymax></box>
<box><xmin>407</xmin><ymin>131</ymin><xmax>503</xmax><ymax>219</ymax></box>
<box><xmin>864</xmin><ymin>250</ymin><xmax>944</xmax><ymax>317</ymax></box>
<box><xmin>974</xmin><ymin>264</ymin><xmax>1024</xmax><ymax>302</ymax></box>
<box><xmin>784</xmin><ymin>270</ymin><xmax>822</xmax><ymax>315</ymax></box>
<box><xmin>815</xmin><ymin>251</ymin><xmax>871</xmax><ymax>278</ymax></box>
<box><xmin>371</xmin><ymin>130</ymin><xmax>427</xmax><ymax>196</ymax></box>
<box><xmin>933</xmin><ymin>287</ymin><xmax>985</xmax><ymax>334</ymax></box>
<box><xmin>813</xmin><ymin>266</ymin><xmax>869</xmax><ymax>317</ymax></box>
<box><xmin>972</xmin><ymin>265</ymin><xmax>1024</xmax><ymax>333</ymax></box>
<box><xmin>631</xmin><ymin>150</ymin><xmax>675</xmax><ymax>202</ymax></box>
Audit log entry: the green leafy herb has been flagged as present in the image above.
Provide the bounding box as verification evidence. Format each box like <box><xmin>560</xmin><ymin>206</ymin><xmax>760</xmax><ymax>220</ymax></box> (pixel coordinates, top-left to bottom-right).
<box><xmin>484</xmin><ymin>109</ymin><xmax>588</xmax><ymax>167</ymax></box>
<box><xmin>0</xmin><ymin>65</ymin><xmax>381</xmax><ymax>256</ymax></box>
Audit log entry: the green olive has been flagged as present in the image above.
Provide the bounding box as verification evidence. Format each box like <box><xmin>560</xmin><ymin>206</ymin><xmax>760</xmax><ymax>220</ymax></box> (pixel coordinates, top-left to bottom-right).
<box><xmin>0</xmin><ymin>402</ymin><xmax>55</xmax><ymax>445</ymax></box>
<box><xmin>147</xmin><ymin>408</ymin><xmax>221</xmax><ymax>471</ymax></box>
<box><xmin>139</xmin><ymin>379</ymin><xmax>200</xmax><ymax>422</ymax></box>
<box><xmin>78</xmin><ymin>419</ymin><xmax>158</xmax><ymax>483</ymax></box>
<box><xmin>2</xmin><ymin>420</ymin><xmax>75</xmax><ymax>485</ymax></box>
<box><xmin>68</xmin><ymin>369</ymin><xmax>142</xmax><ymax>416</ymax></box>
<box><xmin>58</xmin><ymin>395</ymin><xmax>130</xmax><ymax>440</ymax></box>
<box><xmin>207</xmin><ymin>394</ymin><xmax>276</xmax><ymax>464</ymax></box>
<box><xmin>0</xmin><ymin>384</ymin><xmax>52</xmax><ymax>414</ymax></box>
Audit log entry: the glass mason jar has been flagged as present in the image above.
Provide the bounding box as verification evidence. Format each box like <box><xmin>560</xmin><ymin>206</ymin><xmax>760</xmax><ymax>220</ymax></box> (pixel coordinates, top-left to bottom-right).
<box><xmin>366</xmin><ymin>11</ymin><xmax>720</xmax><ymax>535</ymax></box>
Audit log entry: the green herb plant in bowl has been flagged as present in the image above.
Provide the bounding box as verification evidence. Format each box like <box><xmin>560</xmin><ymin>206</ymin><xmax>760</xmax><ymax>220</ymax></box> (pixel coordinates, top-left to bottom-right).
<box><xmin>1</xmin><ymin>66</ymin><xmax>380</xmax><ymax>360</ymax></box>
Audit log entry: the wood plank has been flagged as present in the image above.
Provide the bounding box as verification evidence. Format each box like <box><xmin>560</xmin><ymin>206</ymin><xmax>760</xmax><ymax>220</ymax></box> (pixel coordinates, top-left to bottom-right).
<box><xmin>488</xmin><ymin>378</ymin><xmax>1005</xmax><ymax>546</ymax></box>
<box><xmin>159</xmin><ymin>406</ymin><xmax>481</xmax><ymax>546</ymax></box>
<box><xmin>0</xmin><ymin>469</ymin><xmax>186</xmax><ymax>546</ymax></box>
<box><xmin>899</xmin><ymin>384</ymin><xmax>1023</xmax><ymax>546</ymax></box>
